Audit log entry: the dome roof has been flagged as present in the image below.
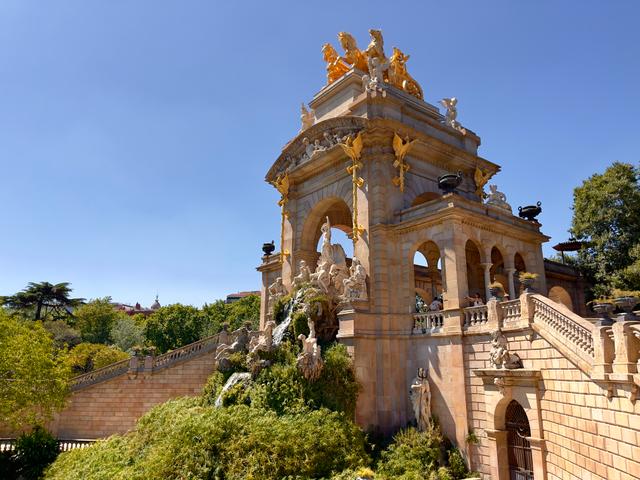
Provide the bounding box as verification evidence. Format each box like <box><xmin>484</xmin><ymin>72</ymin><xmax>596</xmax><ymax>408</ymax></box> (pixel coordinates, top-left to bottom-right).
<box><xmin>150</xmin><ymin>295</ymin><xmax>161</xmax><ymax>310</ymax></box>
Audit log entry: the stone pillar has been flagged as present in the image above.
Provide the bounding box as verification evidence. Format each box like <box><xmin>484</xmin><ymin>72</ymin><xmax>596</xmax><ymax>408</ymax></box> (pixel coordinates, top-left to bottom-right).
<box><xmin>487</xmin><ymin>298</ymin><xmax>502</xmax><ymax>330</ymax></box>
<box><xmin>486</xmin><ymin>429</ymin><xmax>509</xmax><ymax>480</ymax></box>
<box><xmin>612</xmin><ymin>320</ymin><xmax>640</xmax><ymax>375</ymax></box>
<box><xmin>440</xmin><ymin>220</ymin><xmax>469</xmax><ymax>309</ymax></box>
<box><xmin>505</xmin><ymin>267</ymin><xmax>516</xmax><ymax>300</ymax></box>
<box><xmin>481</xmin><ymin>262</ymin><xmax>492</xmax><ymax>302</ymax></box>
<box><xmin>592</xmin><ymin>325</ymin><xmax>615</xmax><ymax>378</ymax></box>
<box><xmin>529</xmin><ymin>437</ymin><xmax>548</xmax><ymax>480</ymax></box>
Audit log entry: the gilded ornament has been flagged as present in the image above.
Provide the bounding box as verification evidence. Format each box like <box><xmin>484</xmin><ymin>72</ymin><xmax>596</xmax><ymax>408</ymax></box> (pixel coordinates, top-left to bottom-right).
<box><xmin>322</xmin><ymin>43</ymin><xmax>350</xmax><ymax>84</ymax></box>
<box><xmin>473</xmin><ymin>167</ymin><xmax>493</xmax><ymax>199</ymax></box>
<box><xmin>338</xmin><ymin>132</ymin><xmax>365</xmax><ymax>244</ymax></box>
<box><xmin>388</xmin><ymin>47</ymin><xmax>423</xmax><ymax>99</ymax></box>
<box><xmin>272</xmin><ymin>173</ymin><xmax>291</xmax><ymax>262</ymax></box>
<box><xmin>337</xmin><ymin>32</ymin><xmax>369</xmax><ymax>72</ymax></box>
<box><xmin>392</xmin><ymin>133</ymin><xmax>417</xmax><ymax>192</ymax></box>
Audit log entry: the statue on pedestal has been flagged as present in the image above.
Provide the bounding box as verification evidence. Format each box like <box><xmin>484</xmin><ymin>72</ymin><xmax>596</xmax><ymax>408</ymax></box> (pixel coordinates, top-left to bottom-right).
<box><xmin>439</xmin><ymin>97</ymin><xmax>466</xmax><ymax>134</ymax></box>
<box><xmin>343</xmin><ymin>257</ymin><xmax>367</xmax><ymax>300</ymax></box>
<box><xmin>485</xmin><ymin>184</ymin><xmax>512</xmax><ymax>213</ymax></box>
<box><xmin>410</xmin><ymin>368</ymin><xmax>431</xmax><ymax>431</ymax></box>
<box><xmin>489</xmin><ymin>329</ymin><xmax>523</xmax><ymax>369</ymax></box>
<box><xmin>300</xmin><ymin>103</ymin><xmax>315</xmax><ymax>132</ymax></box>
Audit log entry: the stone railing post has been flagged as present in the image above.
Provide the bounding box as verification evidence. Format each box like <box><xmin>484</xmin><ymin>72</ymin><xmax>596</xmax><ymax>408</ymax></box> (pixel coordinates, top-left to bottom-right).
<box><xmin>143</xmin><ymin>353</ymin><xmax>155</xmax><ymax>375</ymax></box>
<box><xmin>127</xmin><ymin>354</ymin><xmax>139</xmax><ymax>379</ymax></box>
<box><xmin>443</xmin><ymin>308</ymin><xmax>463</xmax><ymax>335</ymax></box>
<box><xmin>520</xmin><ymin>292</ymin><xmax>534</xmax><ymax>324</ymax></box>
<box><xmin>487</xmin><ymin>298</ymin><xmax>502</xmax><ymax>330</ymax></box>
<box><xmin>612</xmin><ymin>320</ymin><xmax>640</xmax><ymax>376</ymax></box>
<box><xmin>591</xmin><ymin>325</ymin><xmax>615</xmax><ymax>379</ymax></box>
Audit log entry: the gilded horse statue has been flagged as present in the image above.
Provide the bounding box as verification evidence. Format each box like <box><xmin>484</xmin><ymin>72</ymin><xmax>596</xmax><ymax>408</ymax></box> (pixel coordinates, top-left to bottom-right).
<box><xmin>337</xmin><ymin>32</ymin><xmax>369</xmax><ymax>72</ymax></box>
<box><xmin>322</xmin><ymin>43</ymin><xmax>349</xmax><ymax>84</ymax></box>
<box><xmin>389</xmin><ymin>47</ymin><xmax>423</xmax><ymax>100</ymax></box>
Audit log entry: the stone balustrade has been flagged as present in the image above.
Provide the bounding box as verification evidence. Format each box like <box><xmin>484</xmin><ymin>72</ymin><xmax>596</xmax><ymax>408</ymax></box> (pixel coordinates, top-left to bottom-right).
<box><xmin>500</xmin><ymin>299</ymin><xmax>521</xmax><ymax>324</ymax></box>
<box><xmin>0</xmin><ymin>438</ymin><xmax>94</xmax><ymax>452</ymax></box>
<box><xmin>413</xmin><ymin>310</ymin><xmax>444</xmax><ymax>333</ymax></box>
<box><xmin>463</xmin><ymin>305</ymin><xmax>489</xmax><ymax>328</ymax></box>
<box><xmin>71</xmin><ymin>328</ymin><xmax>255</xmax><ymax>391</ymax></box>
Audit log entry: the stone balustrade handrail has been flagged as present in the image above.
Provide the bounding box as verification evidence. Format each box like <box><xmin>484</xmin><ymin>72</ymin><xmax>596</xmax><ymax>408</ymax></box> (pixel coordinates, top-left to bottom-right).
<box><xmin>70</xmin><ymin>358</ymin><xmax>131</xmax><ymax>390</ymax></box>
<box><xmin>70</xmin><ymin>327</ymin><xmax>256</xmax><ymax>391</ymax></box>
<box><xmin>413</xmin><ymin>310</ymin><xmax>444</xmax><ymax>333</ymax></box>
<box><xmin>463</xmin><ymin>305</ymin><xmax>489</xmax><ymax>328</ymax></box>
<box><xmin>0</xmin><ymin>438</ymin><xmax>94</xmax><ymax>452</ymax></box>
<box><xmin>530</xmin><ymin>294</ymin><xmax>594</xmax><ymax>370</ymax></box>
<box><xmin>500</xmin><ymin>299</ymin><xmax>521</xmax><ymax>324</ymax></box>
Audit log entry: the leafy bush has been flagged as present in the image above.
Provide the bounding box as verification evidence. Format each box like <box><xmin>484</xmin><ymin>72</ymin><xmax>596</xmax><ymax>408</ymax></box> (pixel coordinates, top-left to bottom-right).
<box><xmin>200</xmin><ymin>371</ymin><xmax>225</xmax><ymax>406</ymax></box>
<box><xmin>272</xmin><ymin>294</ymin><xmax>292</xmax><ymax>324</ymax></box>
<box><xmin>292</xmin><ymin>311</ymin><xmax>310</xmax><ymax>338</ymax></box>
<box><xmin>110</xmin><ymin>316</ymin><xmax>145</xmax><ymax>352</ymax></box>
<box><xmin>63</xmin><ymin>343</ymin><xmax>129</xmax><ymax>374</ymax></box>
<box><xmin>45</xmin><ymin>401</ymin><xmax>369</xmax><ymax>480</ymax></box>
<box><xmin>14</xmin><ymin>426</ymin><xmax>59</xmax><ymax>480</ymax></box>
<box><xmin>376</xmin><ymin>426</ymin><xmax>443</xmax><ymax>479</ymax></box>
<box><xmin>447</xmin><ymin>447</ymin><xmax>468</xmax><ymax>479</ymax></box>
<box><xmin>43</xmin><ymin>320</ymin><xmax>82</xmax><ymax>350</ymax></box>
<box><xmin>74</xmin><ymin>297</ymin><xmax>124</xmax><ymax>344</ymax></box>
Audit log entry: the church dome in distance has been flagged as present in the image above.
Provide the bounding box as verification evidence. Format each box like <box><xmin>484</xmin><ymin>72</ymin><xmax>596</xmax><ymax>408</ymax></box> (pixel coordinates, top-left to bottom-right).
<box><xmin>150</xmin><ymin>295</ymin><xmax>161</xmax><ymax>310</ymax></box>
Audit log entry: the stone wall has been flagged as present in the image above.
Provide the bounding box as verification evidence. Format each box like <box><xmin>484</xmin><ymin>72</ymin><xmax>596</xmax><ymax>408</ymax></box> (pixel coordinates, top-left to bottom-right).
<box><xmin>49</xmin><ymin>351</ymin><xmax>217</xmax><ymax>438</ymax></box>
<box><xmin>460</xmin><ymin>329</ymin><xmax>640</xmax><ymax>479</ymax></box>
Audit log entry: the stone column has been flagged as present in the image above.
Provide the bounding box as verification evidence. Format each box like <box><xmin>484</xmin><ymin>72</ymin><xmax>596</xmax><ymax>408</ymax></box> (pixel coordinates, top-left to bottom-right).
<box><xmin>528</xmin><ymin>437</ymin><xmax>548</xmax><ymax>480</ymax></box>
<box><xmin>440</xmin><ymin>220</ymin><xmax>469</xmax><ymax>309</ymax></box>
<box><xmin>485</xmin><ymin>429</ymin><xmax>509</xmax><ymax>480</ymax></box>
<box><xmin>612</xmin><ymin>320</ymin><xmax>640</xmax><ymax>375</ymax></box>
<box><xmin>592</xmin><ymin>325</ymin><xmax>615</xmax><ymax>379</ymax></box>
<box><xmin>505</xmin><ymin>267</ymin><xmax>516</xmax><ymax>300</ymax></box>
<box><xmin>481</xmin><ymin>262</ymin><xmax>492</xmax><ymax>302</ymax></box>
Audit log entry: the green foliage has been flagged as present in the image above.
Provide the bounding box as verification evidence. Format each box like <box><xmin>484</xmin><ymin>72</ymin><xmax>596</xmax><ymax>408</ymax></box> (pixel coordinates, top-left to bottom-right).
<box><xmin>45</xmin><ymin>400</ymin><xmax>370</xmax><ymax>480</ymax></box>
<box><xmin>200</xmin><ymin>371</ymin><xmax>226</xmax><ymax>406</ymax></box>
<box><xmin>226</xmin><ymin>295</ymin><xmax>260</xmax><ymax>331</ymax></box>
<box><xmin>63</xmin><ymin>343</ymin><xmax>129</xmax><ymax>375</ymax></box>
<box><xmin>292</xmin><ymin>311</ymin><xmax>310</xmax><ymax>338</ymax></box>
<box><xmin>446</xmin><ymin>447</ymin><xmax>468</xmax><ymax>479</ymax></box>
<box><xmin>0</xmin><ymin>311</ymin><xmax>69</xmax><ymax>428</ymax></box>
<box><xmin>251</xmin><ymin>361</ymin><xmax>308</xmax><ymax>414</ymax></box>
<box><xmin>200</xmin><ymin>300</ymin><xmax>229</xmax><ymax>337</ymax></box>
<box><xmin>144</xmin><ymin>304</ymin><xmax>206</xmax><ymax>353</ymax></box>
<box><xmin>376</xmin><ymin>426</ymin><xmax>443</xmax><ymax>479</ymax></box>
<box><xmin>14</xmin><ymin>426</ymin><xmax>60</xmax><ymax>480</ymax></box>
<box><xmin>110</xmin><ymin>316</ymin><xmax>145</xmax><ymax>352</ymax></box>
<box><xmin>272</xmin><ymin>294</ymin><xmax>292</xmax><ymax>324</ymax></box>
<box><xmin>74</xmin><ymin>297</ymin><xmax>123</xmax><ymax>344</ymax></box>
<box><xmin>1</xmin><ymin>281</ymin><xmax>84</xmax><ymax>322</ymax></box>
<box><xmin>571</xmin><ymin>162</ymin><xmax>640</xmax><ymax>294</ymax></box>
<box><xmin>43</xmin><ymin>320</ymin><xmax>82</xmax><ymax>350</ymax></box>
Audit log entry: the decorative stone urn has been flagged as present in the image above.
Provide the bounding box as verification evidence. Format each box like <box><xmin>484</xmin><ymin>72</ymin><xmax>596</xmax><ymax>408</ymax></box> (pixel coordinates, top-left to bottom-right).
<box><xmin>518</xmin><ymin>201</ymin><xmax>542</xmax><ymax>221</ymax></box>
<box><xmin>614</xmin><ymin>296</ymin><xmax>639</xmax><ymax>322</ymax></box>
<box><xmin>592</xmin><ymin>302</ymin><xmax>615</xmax><ymax>326</ymax></box>
<box><xmin>520</xmin><ymin>277</ymin><xmax>535</xmax><ymax>293</ymax></box>
<box><xmin>437</xmin><ymin>171</ymin><xmax>463</xmax><ymax>194</ymax></box>
<box><xmin>262</xmin><ymin>241</ymin><xmax>276</xmax><ymax>257</ymax></box>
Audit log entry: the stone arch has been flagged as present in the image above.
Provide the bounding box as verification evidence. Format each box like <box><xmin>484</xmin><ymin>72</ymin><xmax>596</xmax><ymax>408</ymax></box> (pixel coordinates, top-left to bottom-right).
<box><xmin>514</xmin><ymin>252</ymin><xmax>527</xmax><ymax>294</ymax></box>
<box><xmin>548</xmin><ymin>285</ymin><xmax>574</xmax><ymax>311</ymax></box>
<box><xmin>411</xmin><ymin>240</ymin><xmax>443</xmax><ymax>310</ymax></box>
<box><xmin>299</xmin><ymin>196</ymin><xmax>352</xmax><ymax>254</ymax></box>
<box><xmin>465</xmin><ymin>239</ymin><xmax>486</xmax><ymax>303</ymax></box>
<box><xmin>490</xmin><ymin>246</ymin><xmax>507</xmax><ymax>291</ymax></box>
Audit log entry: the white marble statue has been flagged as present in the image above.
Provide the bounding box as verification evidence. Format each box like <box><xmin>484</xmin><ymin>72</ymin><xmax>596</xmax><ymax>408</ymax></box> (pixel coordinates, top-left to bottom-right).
<box><xmin>362</xmin><ymin>56</ymin><xmax>389</xmax><ymax>93</ymax></box>
<box><xmin>249</xmin><ymin>320</ymin><xmax>275</xmax><ymax>356</ymax></box>
<box><xmin>439</xmin><ymin>97</ymin><xmax>467</xmax><ymax>134</ymax></box>
<box><xmin>297</xmin><ymin>333</ymin><xmax>324</xmax><ymax>381</ymax></box>
<box><xmin>343</xmin><ymin>257</ymin><xmax>368</xmax><ymax>300</ymax></box>
<box><xmin>410</xmin><ymin>368</ymin><xmax>431</xmax><ymax>431</ymax></box>
<box><xmin>311</xmin><ymin>260</ymin><xmax>332</xmax><ymax>293</ymax></box>
<box><xmin>485</xmin><ymin>184</ymin><xmax>512</xmax><ymax>213</ymax></box>
<box><xmin>323</xmin><ymin>132</ymin><xmax>336</xmax><ymax>147</ymax></box>
<box><xmin>300</xmin><ymin>103</ymin><xmax>315</xmax><ymax>132</ymax></box>
<box><xmin>489</xmin><ymin>329</ymin><xmax>523</xmax><ymax>369</ymax></box>
<box><xmin>330</xmin><ymin>263</ymin><xmax>349</xmax><ymax>296</ymax></box>
<box><xmin>292</xmin><ymin>260</ymin><xmax>312</xmax><ymax>289</ymax></box>
<box><xmin>318</xmin><ymin>217</ymin><xmax>347</xmax><ymax>268</ymax></box>
<box><xmin>301</xmin><ymin>137</ymin><xmax>315</xmax><ymax>162</ymax></box>
<box><xmin>268</xmin><ymin>277</ymin><xmax>287</xmax><ymax>309</ymax></box>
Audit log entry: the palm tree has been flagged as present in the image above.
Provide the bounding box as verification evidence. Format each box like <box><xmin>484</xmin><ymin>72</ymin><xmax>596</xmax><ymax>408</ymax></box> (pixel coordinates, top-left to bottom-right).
<box><xmin>1</xmin><ymin>281</ymin><xmax>85</xmax><ymax>321</ymax></box>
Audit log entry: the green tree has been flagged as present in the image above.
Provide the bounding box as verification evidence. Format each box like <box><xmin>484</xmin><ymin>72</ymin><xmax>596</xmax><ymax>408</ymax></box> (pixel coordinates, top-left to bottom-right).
<box><xmin>226</xmin><ymin>294</ymin><xmax>260</xmax><ymax>330</ymax></box>
<box><xmin>110</xmin><ymin>316</ymin><xmax>146</xmax><ymax>352</ymax></box>
<box><xmin>200</xmin><ymin>300</ymin><xmax>229</xmax><ymax>337</ymax></box>
<box><xmin>43</xmin><ymin>320</ymin><xmax>82</xmax><ymax>350</ymax></box>
<box><xmin>75</xmin><ymin>297</ymin><xmax>124</xmax><ymax>344</ymax></box>
<box><xmin>0</xmin><ymin>310</ymin><xmax>69</xmax><ymax>428</ymax></box>
<box><xmin>1</xmin><ymin>282</ymin><xmax>84</xmax><ymax>321</ymax></box>
<box><xmin>144</xmin><ymin>304</ymin><xmax>206</xmax><ymax>353</ymax></box>
<box><xmin>63</xmin><ymin>343</ymin><xmax>129</xmax><ymax>375</ymax></box>
<box><xmin>571</xmin><ymin>162</ymin><xmax>640</xmax><ymax>295</ymax></box>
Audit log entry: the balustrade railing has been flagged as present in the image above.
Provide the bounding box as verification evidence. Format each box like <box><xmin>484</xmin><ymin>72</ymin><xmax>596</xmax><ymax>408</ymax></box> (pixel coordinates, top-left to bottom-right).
<box><xmin>500</xmin><ymin>299</ymin><xmax>522</xmax><ymax>324</ymax></box>
<box><xmin>532</xmin><ymin>296</ymin><xmax>594</xmax><ymax>359</ymax></box>
<box><xmin>413</xmin><ymin>311</ymin><xmax>444</xmax><ymax>333</ymax></box>
<box><xmin>0</xmin><ymin>438</ymin><xmax>94</xmax><ymax>452</ymax></box>
<box><xmin>152</xmin><ymin>334</ymin><xmax>221</xmax><ymax>370</ymax></box>
<box><xmin>463</xmin><ymin>305</ymin><xmax>488</xmax><ymax>328</ymax></box>
<box><xmin>70</xmin><ymin>358</ymin><xmax>130</xmax><ymax>390</ymax></box>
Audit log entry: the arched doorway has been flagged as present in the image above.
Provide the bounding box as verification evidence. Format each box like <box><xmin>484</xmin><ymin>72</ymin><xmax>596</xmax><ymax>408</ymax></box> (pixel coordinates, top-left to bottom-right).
<box><xmin>505</xmin><ymin>400</ymin><xmax>534</xmax><ymax>480</ymax></box>
<box><xmin>413</xmin><ymin>241</ymin><xmax>443</xmax><ymax>311</ymax></box>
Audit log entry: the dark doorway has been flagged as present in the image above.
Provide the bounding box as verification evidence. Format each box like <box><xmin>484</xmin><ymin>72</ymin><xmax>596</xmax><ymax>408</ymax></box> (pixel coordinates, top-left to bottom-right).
<box><xmin>505</xmin><ymin>400</ymin><xmax>534</xmax><ymax>480</ymax></box>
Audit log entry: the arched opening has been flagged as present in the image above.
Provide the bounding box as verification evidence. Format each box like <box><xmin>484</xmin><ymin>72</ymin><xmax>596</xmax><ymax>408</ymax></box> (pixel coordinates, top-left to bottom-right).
<box><xmin>411</xmin><ymin>191</ymin><xmax>441</xmax><ymax>207</ymax></box>
<box><xmin>413</xmin><ymin>241</ymin><xmax>443</xmax><ymax>311</ymax></box>
<box><xmin>300</xmin><ymin>197</ymin><xmax>353</xmax><ymax>267</ymax></box>
<box><xmin>505</xmin><ymin>400</ymin><xmax>534</xmax><ymax>479</ymax></box>
<box><xmin>490</xmin><ymin>247</ymin><xmax>507</xmax><ymax>293</ymax></box>
<box><xmin>548</xmin><ymin>285</ymin><xmax>574</xmax><ymax>311</ymax></box>
<box><xmin>465</xmin><ymin>240</ymin><xmax>486</xmax><ymax>304</ymax></box>
<box><xmin>514</xmin><ymin>252</ymin><xmax>526</xmax><ymax>295</ymax></box>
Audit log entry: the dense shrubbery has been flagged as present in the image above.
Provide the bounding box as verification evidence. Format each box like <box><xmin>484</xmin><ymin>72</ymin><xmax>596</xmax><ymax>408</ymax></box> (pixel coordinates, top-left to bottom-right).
<box><xmin>62</xmin><ymin>343</ymin><xmax>129</xmax><ymax>374</ymax></box>
<box><xmin>46</xmin><ymin>400</ymin><xmax>369</xmax><ymax>480</ymax></box>
<box><xmin>1</xmin><ymin>426</ymin><xmax>60</xmax><ymax>480</ymax></box>
<box><xmin>45</xmin><ymin>334</ymin><xmax>467</xmax><ymax>480</ymax></box>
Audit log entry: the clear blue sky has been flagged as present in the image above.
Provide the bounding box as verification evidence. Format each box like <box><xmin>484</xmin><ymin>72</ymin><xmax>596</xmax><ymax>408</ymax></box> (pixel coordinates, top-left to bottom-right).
<box><xmin>1</xmin><ymin>1</ymin><xmax>638</xmax><ymax>307</ymax></box>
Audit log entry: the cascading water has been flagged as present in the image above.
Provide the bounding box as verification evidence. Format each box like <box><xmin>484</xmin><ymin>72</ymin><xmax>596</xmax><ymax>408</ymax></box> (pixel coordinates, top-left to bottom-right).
<box><xmin>271</xmin><ymin>288</ymin><xmax>306</xmax><ymax>346</ymax></box>
<box><xmin>214</xmin><ymin>372</ymin><xmax>252</xmax><ymax>407</ymax></box>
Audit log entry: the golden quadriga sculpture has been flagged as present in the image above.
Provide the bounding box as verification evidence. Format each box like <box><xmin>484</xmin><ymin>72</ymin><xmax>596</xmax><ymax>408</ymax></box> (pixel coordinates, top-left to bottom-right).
<box><xmin>323</xmin><ymin>29</ymin><xmax>424</xmax><ymax>100</ymax></box>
